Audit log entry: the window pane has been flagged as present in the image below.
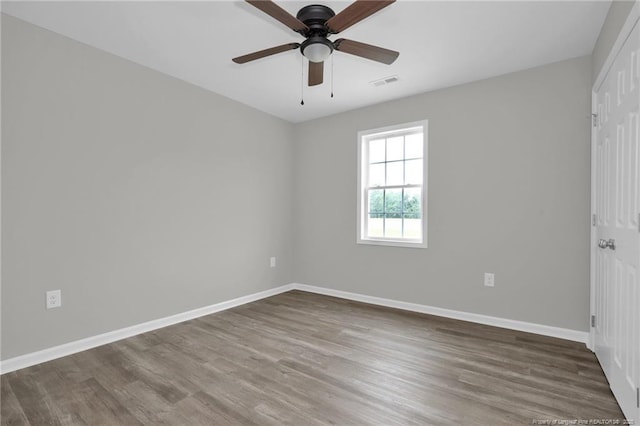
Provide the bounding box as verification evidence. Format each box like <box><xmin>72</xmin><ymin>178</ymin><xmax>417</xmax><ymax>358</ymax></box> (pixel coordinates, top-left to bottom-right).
<box><xmin>367</xmin><ymin>188</ymin><xmax>384</xmax><ymax>238</ymax></box>
<box><xmin>404</xmin><ymin>159</ymin><xmax>423</xmax><ymax>185</ymax></box>
<box><xmin>368</xmin><ymin>189</ymin><xmax>384</xmax><ymax>213</ymax></box>
<box><xmin>405</xmin><ymin>133</ymin><xmax>423</xmax><ymax>159</ymax></box>
<box><xmin>367</xmin><ymin>216</ymin><xmax>384</xmax><ymax>237</ymax></box>
<box><xmin>386</xmin><ymin>136</ymin><xmax>404</xmax><ymax>161</ymax></box>
<box><xmin>403</xmin><ymin>214</ymin><xmax>422</xmax><ymax>239</ymax></box>
<box><xmin>403</xmin><ymin>188</ymin><xmax>421</xmax><ymax>218</ymax></box>
<box><xmin>369</xmin><ymin>163</ymin><xmax>385</xmax><ymax>187</ymax></box>
<box><xmin>384</xmin><ymin>216</ymin><xmax>403</xmax><ymax>238</ymax></box>
<box><xmin>369</xmin><ymin>139</ymin><xmax>385</xmax><ymax>163</ymax></box>
<box><xmin>385</xmin><ymin>189</ymin><xmax>402</xmax><ymax>216</ymax></box>
<box><xmin>386</xmin><ymin>161</ymin><xmax>403</xmax><ymax>186</ymax></box>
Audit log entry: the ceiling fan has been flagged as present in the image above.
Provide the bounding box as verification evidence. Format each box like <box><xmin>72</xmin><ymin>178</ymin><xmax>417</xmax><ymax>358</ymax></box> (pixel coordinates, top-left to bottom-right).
<box><xmin>232</xmin><ymin>0</ymin><xmax>399</xmax><ymax>87</ymax></box>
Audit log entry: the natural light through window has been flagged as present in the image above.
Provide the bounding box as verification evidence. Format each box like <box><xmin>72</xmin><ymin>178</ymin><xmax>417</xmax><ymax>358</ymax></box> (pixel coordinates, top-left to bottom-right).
<box><xmin>357</xmin><ymin>120</ymin><xmax>428</xmax><ymax>248</ymax></box>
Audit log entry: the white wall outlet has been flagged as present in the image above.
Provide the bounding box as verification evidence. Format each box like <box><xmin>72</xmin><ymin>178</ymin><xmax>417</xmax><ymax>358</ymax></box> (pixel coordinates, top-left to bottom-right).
<box><xmin>46</xmin><ymin>289</ymin><xmax>62</xmax><ymax>309</ymax></box>
<box><xmin>484</xmin><ymin>273</ymin><xmax>495</xmax><ymax>287</ymax></box>
<box><xmin>270</xmin><ymin>257</ymin><xmax>276</xmax><ymax>268</ymax></box>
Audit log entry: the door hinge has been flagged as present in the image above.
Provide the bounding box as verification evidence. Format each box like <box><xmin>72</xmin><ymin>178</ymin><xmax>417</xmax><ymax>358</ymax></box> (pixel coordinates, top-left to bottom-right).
<box><xmin>638</xmin><ymin>213</ymin><xmax>640</xmax><ymax>233</ymax></box>
<box><xmin>637</xmin><ymin>387</ymin><xmax>639</xmax><ymax>408</ymax></box>
<box><xmin>591</xmin><ymin>315</ymin><xmax>596</xmax><ymax>327</ymax></box>
<box><xmin>592</xmin><ymin>113</ymin><xmax>598</xmax><ymax>127</ymax></box>
<box><xmin>592</xmin><ymin>214</ymin><xmax>597</xmax><ymax>226</ymax></box>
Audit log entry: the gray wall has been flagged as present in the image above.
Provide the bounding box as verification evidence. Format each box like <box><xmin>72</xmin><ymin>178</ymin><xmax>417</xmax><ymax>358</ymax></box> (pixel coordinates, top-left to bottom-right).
<box><xmin>293</xmin><ymin>56</ymin><xmax>592</xmax><ymax>331</ymax></box>
<box><xmin>592</xmin><ymin>0</ymin><xmax>636</xmax><ymax>83</ymax></box>
<box><xmin>1</xmin><ymin>15</ymin><xmax>294</xmax><ymax>359</ymax></box>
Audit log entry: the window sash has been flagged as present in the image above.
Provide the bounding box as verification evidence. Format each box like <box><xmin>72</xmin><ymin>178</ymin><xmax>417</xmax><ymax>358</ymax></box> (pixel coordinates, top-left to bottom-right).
<box><xmin>363</xmin><ymin>186</ymin><xmax>423</xmax><ymax>242</ymax></box>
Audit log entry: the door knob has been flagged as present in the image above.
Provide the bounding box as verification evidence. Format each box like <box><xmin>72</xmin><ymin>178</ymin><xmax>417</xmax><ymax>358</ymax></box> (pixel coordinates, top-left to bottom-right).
<box><xmin>598</xmin><ymin>239</ymin><xmax>616</xmax><ymax>250</ymax></box>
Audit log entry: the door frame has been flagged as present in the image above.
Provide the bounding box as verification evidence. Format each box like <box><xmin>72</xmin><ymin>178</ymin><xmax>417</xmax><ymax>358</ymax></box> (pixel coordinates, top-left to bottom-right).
<box><xmin>589</xmin><ymin>0</ymin><xmax>640</xmax><ymax>351</ymax></box>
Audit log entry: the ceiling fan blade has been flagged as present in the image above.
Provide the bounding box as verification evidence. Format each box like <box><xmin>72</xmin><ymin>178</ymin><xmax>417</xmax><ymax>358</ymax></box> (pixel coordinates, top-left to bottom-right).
<box><xmin>233</xmin><ymin>43</ymin><xmax>300</xmax><ymax>64</ymax></box>
<box><xmin>246</xmin><ymin>0</ymin><xmax>309</xmax><ymax>33</ymax></box>
<box><xmin>308</xmin><ymin>61</ymin><xmax>324</xmax><ymax>86</ymax></box>
<box><xmin>325</xmin><ymin>0</ymin><xmax>395</xmax><ymax>34</ymax></box>
<box><xmin>334</xmin><ymin>39</ymin><xmax>399</xmax><ymax>65</ymax></box>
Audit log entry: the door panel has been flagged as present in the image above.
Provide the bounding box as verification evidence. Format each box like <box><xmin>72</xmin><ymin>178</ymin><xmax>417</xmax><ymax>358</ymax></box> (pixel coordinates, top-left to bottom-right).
<box><xmin>593</xmin><ymin>20</ymin><xmax>640</xmax><ymax>423</ymax></box>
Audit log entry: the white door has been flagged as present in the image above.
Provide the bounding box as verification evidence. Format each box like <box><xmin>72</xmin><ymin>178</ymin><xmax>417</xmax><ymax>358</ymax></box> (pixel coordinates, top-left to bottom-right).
<box><xmin>593</xmin><ymin>19</ymin><xmax>640</xmax><ymax>423</ymax></box>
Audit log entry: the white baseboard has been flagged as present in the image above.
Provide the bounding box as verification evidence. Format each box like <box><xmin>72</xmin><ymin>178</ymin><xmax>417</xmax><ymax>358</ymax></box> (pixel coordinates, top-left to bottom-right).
<box><xmin>1</xmin><ymin>282</ymin><xmax>588</xmax><ymax>374</ymax></box>
<box><xmin>0</xmin><ymin>284</ymin><xmax>295</xmax><ymax>374</ymax></box>
<box><xmin>293</xmin><ymin>283</ymin><xmax>589</xmax><ymax>344</ymax></box>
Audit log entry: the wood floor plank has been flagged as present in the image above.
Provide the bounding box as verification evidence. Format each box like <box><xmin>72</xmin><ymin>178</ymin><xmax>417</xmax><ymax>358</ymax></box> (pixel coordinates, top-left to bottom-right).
<box><xmin>0</xmin><ymin>378</ymin><xmax>30</xmax><ymax>425</ymax></box>
<box><xmin>1</xmin><ymin>290</ymin><xmax>626</xmax><ymax>425</ymax></box>
<box><xmin>110</xmin><ymin>380</ymin><xmax>173</xmax><ymax>425</ymax></box>
<box><xmin>5</xmin><ymin>372</ymin><xmax>64</xmax><ymax>425</ymax></box>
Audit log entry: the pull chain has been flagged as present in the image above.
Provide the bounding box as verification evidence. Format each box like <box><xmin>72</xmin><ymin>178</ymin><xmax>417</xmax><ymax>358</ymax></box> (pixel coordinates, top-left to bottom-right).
<box><xmin>331</xmin><ymin>55</ymin><xmax>334</xmax><ymax>98</ymax></box>
<box><xmin>300</xmin><ymin>56</ymin><xmax>305</xmax><ymax>106</ymax></box>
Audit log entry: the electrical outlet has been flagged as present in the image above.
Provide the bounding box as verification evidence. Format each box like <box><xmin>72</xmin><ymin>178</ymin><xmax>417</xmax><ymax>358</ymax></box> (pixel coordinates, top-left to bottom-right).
<box><xmin>46</xmin><ymin>290</ymin><xmax>62</xmax><ymax>309</ymax></box>
<box><xmin>484</xmin><ymin>273</ymin><xmax>495</xmax><ymax>287</ymax></box>
<box><xmin>270</xmin><ymin>257</ymin><xmax>276</xmax><ymax>268</ymax></box>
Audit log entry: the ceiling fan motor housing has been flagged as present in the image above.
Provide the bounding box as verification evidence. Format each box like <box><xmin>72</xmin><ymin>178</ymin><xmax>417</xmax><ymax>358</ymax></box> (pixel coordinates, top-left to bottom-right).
<box><xmin>296</xmin><ymin>4</ymin><xmax>335</xmax><ymax>35</ymax></box>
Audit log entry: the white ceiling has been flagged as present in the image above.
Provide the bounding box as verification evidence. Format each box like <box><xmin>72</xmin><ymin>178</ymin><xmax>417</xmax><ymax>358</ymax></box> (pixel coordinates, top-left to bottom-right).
<box><xmin>3</xmin><ymin>1</ymin><xmax>610</xmax><ymax>123</ymax></box>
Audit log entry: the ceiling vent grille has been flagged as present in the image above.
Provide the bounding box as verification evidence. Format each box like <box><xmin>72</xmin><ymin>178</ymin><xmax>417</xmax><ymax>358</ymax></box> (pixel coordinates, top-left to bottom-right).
<box><xmin>371</xmin><ymin>75</ymin><xmax>399</xmax><ymax>87</ymax></box>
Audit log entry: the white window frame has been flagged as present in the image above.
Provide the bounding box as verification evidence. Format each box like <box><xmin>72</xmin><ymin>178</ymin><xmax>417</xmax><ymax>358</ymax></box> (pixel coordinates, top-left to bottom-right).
<box><xmin>357</xmin><ymin>120</ymin><xmax>428</xmax><ymax>248</ymax></box>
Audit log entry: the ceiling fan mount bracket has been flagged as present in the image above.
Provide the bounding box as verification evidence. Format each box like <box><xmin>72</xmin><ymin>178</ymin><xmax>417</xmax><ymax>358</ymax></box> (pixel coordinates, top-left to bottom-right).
<box><xmin>296</xmin><ymin>4</ymin><xmax>335</xmax><ymax>36</ymax></box>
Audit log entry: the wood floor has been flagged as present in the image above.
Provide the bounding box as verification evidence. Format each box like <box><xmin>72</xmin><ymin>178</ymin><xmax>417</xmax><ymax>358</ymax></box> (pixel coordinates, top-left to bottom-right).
<box><xmin>1</xmin><ymin>290</ymin><xmax>625</xmax><ymax>425</ymax></box>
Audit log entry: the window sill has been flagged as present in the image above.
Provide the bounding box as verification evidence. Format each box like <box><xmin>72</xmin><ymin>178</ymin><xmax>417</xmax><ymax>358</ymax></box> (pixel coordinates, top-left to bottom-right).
<box><xmin>357</xmin><ymin>238</ymin><xmax>427</xmax><ymax>249</ymax></box>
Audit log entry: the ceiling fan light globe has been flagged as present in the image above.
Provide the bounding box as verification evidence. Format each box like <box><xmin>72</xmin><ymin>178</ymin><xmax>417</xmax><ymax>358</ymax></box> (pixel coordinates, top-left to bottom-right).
<box><xmin>300</xmin><ymin>36</ymin><xmax>334</xmax><ymax>63</ymax></box>
<box><xmin>303</xmin><ymin>42</ymin><xmax>332</xmax><ymax>63</ymax></box>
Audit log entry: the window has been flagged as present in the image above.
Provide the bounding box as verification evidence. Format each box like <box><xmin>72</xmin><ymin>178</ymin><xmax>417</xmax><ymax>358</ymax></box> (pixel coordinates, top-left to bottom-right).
<box><xmin>357</xmin><ymin>120</ymin><xmax>428</xmax><ymax>248</ymax></box>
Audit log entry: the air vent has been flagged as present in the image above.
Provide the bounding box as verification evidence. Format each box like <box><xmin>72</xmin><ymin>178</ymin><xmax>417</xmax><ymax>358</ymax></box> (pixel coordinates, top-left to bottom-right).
<box><xmin>371</xmin><ymin>75</ymin><xmax>399</xmax><ymax>87</ymax></box>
